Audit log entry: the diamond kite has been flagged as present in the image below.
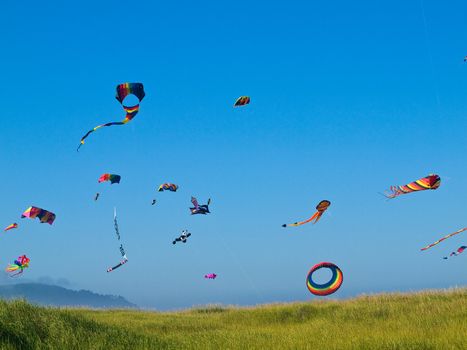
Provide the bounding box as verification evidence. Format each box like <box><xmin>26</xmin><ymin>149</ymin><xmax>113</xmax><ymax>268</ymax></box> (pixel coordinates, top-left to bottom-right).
<box><xmin>282</xmin><ymin>200</ymin><xmax>330</xmax><ymax>227</ymax></box>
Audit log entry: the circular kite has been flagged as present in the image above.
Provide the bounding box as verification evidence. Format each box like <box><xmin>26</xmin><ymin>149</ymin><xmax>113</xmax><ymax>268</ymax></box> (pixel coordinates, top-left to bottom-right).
<box><xmin>306</xmin><ymin>262</ymin><xmax>343</xmax><ymax>296</ymax></box>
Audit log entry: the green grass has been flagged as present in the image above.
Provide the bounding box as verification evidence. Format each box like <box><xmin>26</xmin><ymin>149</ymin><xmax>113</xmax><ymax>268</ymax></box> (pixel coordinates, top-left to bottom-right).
<box><xmin>0</xmin><ymin>289</ymin><xmax>466</xmax><ymax>349</ymax></box>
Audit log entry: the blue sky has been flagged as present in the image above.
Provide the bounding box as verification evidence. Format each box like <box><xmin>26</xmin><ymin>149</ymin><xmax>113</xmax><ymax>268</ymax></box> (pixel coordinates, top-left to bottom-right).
<box><xmin>1</xmin><ymin>0</ymin><xmax>466</xmax><ymax>309</ymax></box>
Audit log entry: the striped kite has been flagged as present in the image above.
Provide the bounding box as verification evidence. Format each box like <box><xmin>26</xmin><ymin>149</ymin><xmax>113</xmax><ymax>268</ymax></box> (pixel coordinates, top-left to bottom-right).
<box><xmin>383</xmin><ymin>174</ymin><xmax>440</xmax><ymax>199</ymax></box>
<box><xmin>77</xmin><ymin>83</ymin><xmax>145</xmax><ymax>151</ymax></box>
<box><xmin>21</xmin><ymin>206</ymin><xmax>56</xmax><ymax>225</ymax></box>
<box><xmin>443</xmin><ymin>246</ymin><xmax>467</xmax><ymax>259</ymax></box>
<box><xmin>4</xmin><ymin>223</ymin><xmax>18</xmax><ymax>232</ymax></box>
<box><xmin>98</xmin><ymin>173</ymin><xmax>121</xmax><ymax>184</ymax></box>
<box><xmin>421</xmin><ymin>227</ymin><xmax>467</xmax><ymax>251</ymax></box>
<box><xmin>158</xmin><ymin>183</ymin><xmax>178</xmax><ymax>192</ymax></box>
<box><xmin>282</xmin><ymin>200</ymin><xmax>331</xmax><ymax>228</ymax></box>
<box><xmin>234</xmin><ymin>96</ymin><xmax>250</xmax><ymax>107</ymax></box>
<box><xmin>6</xmin><ymin>255</ymin><xmax>30</xmax><ymax>277</ymax></box>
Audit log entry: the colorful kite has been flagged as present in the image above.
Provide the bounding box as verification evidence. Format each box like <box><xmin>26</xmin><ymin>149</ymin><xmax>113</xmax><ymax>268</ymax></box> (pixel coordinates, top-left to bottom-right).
<box><xmin>4</xmin><ymin>223</ymin><xmax>18</xmax><ymax>232</ymax></box>
<box><xmin>306</xmin><ymin>262</ymin><xmax>343</xmax><ymax>296</ymax></box>
<box><xmin>107</xmin><ymin>208</ymin><xmax>128</xmax><ymax>272</ymax></box>
<box><xmin>98</xmin><ymin>174</ymin><xmax>121</xmax><ymax>184</ymax></box>
<box><xmin>443</xmin><ymin>246</ymin><xmax>467</xmax><ymax>259</ymax></box>
<box><xmin>21</xmin><ymin>206</ymin><xmax>56</xmax><ymax>225</ymax></box>
<box><xmin>282</xmin><ymin>200</ymin><xmax>331</xmax><ymax>227</ymax></box>
<box><xmin>421</xmin><ymin>227</ymin><xmax>467</xmax><ymax>251</ymax></box>
<box><xmin>158</xmin><ymin>183</ymin><xmax>178</xmax><ymax>192</ymax></box>
<box><xmin>190</xmin><ymin>197</ymin><xmax>211</xmax><ymax>215</ymax></box>
<box><xmin>77</xmin><ymin>82</ymin><xmax>145</xmax><ymax>151</ymax></box>
<box><xmin>234</xmin><ymin>96</ymin><xmax>250</xmax><ymax>107</ymax></box>
<box><xmin>204</xmin><ymin>273</ymin><xmax>217</xmax><ymax>279</ymax></box>
<box><xmin>6</xmin><ymin>255</ymin><xmax>30</xmax><ymax>277</ymax></box>
<box><xmin>383</xmin><ymin>174</ymin><xmax>441</xmax><ymax>199</ymax></box>
<box><xmin>173</xmin><ymin>230</ymin><xmax>191</xmax><ymax>244</ymax></box>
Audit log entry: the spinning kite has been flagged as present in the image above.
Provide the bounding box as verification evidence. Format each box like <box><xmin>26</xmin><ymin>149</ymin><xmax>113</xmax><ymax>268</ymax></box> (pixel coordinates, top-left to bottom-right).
<box><xmin>158</xmin><ymin>183</ymin><xmax>178</xmax><ymax>192</ymax></box>
<box><xmin>282</xmin><ymin>200</ymin><xmax>330</xmax><ymax>227</ymax></box>
<box><xmin>6</xmin><ymin>255</ymin><xmax>30</xmax><ymax>277</ymax></box>
<box><xmin>190</xmin><ymin>197</ymin><xmax>211</xmax><ymax>215</ymax></box>
<box><xmin>204</xmin><ymin>273</ymin><xmax>217</xmax><ymax>279</ymax></box>
<box><xmin>234</xmin><ymin>96</ymin><xmax>250</xmax><ymax>107</ymax></box>
<box><xmin>77</xmin><ymin>83</ymin><xmax>145</xmax><ymax>151</ymax></box>
<box><xmin>306</xmin><ymin>262</ymin><xmax>343</xmax><ymax>296</ymax></box>
<box><xmin>383</xmin><ymin>174</ymin><xmax>440</xmax><ymax>199</ymax></box>
<box><xmin>98</xmin><ymin>174</ymin><xmax>121</xmax><ymax>184</ymax></box>
<box><xmin>421</xmin><ymin>227</ymin><xmax>467</xmax><ymax>251</ymax></box>
<box><xmin>21</xmin><ymin>206</ymin><xmax>56</xmax><ymax>225</ymax></box>
<box><xmin>443</xmin><ymin>246</ymin><xmax>467</xmax><ymax>259</ymax></box>
<box><xmin>107</xmin><ymin>208</ymin><xmax>128</xmax><ymax>272</ymax></box>
<box><xmin>4</xmin><ymin>223</ymin><xmax>18</xmax><ymax>232</ymax></box>
<box><xmin>173</xmin><ymin>230</ymin><xmax>191</xmax><ymax>244</ymax></box>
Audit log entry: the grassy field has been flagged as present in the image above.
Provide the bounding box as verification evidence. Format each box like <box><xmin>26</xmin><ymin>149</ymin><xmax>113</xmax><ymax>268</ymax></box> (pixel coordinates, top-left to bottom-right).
<box><xmin>0</xmin><ymin>289</ymin><xmax>466</xmax><ymax>349</ymax></box>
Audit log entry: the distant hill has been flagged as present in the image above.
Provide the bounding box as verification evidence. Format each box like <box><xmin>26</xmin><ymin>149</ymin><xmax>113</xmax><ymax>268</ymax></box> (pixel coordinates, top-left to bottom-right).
<box><xmin>0</xmin><ymin>283</ymin><xmax>136</xmax><ymax>308</ymax></box>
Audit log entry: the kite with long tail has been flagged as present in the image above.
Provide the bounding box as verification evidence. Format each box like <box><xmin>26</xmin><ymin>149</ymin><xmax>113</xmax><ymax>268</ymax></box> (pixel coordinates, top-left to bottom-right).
<box><xmin>107</xmin><ymin>208</ymin><xmax>128</xmax><ymax>272</ymax></box>
<box><xmin>6</xmin><ymin>255</ymin><xmax>30</xmax><ymax>277</ymax></box>
<box><xmin>443</xmin><ymin>246</ymin><xmax>467</xmax><ymax>259</ymax></box>
<box><xmin>77</xmin><ymin>83</ymin><xmax>145</xmax><ymax>151</ymax></box>
<box><xmin>421</xmin><ymin>227</ymin><xmax>467</xmax><ymax>251</ymax></box>
<box><xmin>383</xmin><ymin>174</ymin><xmax>440</xmax><ymax>199</ymax></box>
<box><xmin>282</xmin><ymin>200</ymin><xmax>331</xmax><ymax>228</ymax></box>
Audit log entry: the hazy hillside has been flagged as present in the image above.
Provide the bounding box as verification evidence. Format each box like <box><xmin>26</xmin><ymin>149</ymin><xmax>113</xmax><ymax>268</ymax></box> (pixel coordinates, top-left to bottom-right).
<box><xmin>0</xmin><ymin>283</ymin><xmax>136</xmax><ymax>308</ymax></box>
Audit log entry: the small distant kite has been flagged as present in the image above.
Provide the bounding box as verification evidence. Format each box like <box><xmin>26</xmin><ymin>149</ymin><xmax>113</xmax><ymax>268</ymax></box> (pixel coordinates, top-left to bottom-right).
<box><xmin>443</xmin><ymin>246</ymin><xmax>467</xmax><ymax>259</ymax></box>
<box><xmin>6</xmin><ymin>255</ymin><xmax>30</xmax><ymax>277</ymax></box>
<box><xmin>204</xmin><ymin>273</ymin><xmax>217</xmax><ymax>279</ymax></box>
<box><xmin>282</xmin><ymin>200</ymin><xmax>331</xmax><ymax>227</ymax></box>
<box><xmin>21</xmin><ymin>206</ymin><xmax>56</xmax><ymax>225</ymax></box>
<box><xmin>464</xmin><ymin>56</ymin><xmax>467</xmax><ymax>62</ymax></box>
<box><xmin>421</xmin><ymin>227</ymin><xmax>467</xmax><ymax>251</ymax></box>
<box><xmin>77</xmin><ymin>82</ymin><xmax>145</xmax><ymax>151</ymax></box>
<box><xmin>4</xmin><ymin>223</ymin><xmax>18</xmax><ymax>232</ymax></box>
<box><xmin>306</xmin><ymin>262</ymin><xmax>343</xmax><ymax>296</ymax></box>
<box><xmin>158</xmin><ymin>183</ymin><xmax>178</xmax><ymax>192</ymax></box>
<box><xmin>98</xmin><ymin>174</ymin><xmax>121</xmax><ymax>184</ymax></box>
<box><xmin>190</xmin><ymin>197</ymin><xmax>211</xmax><ymax>215</ymax></box>
<box><xmin>383</xmin><ymin>174</ymin><xmax>440</xmax><ymax>199</ymax></box>
<box><xmin>107</xmin><ymin>208</ymin><xmax>128</xmax><ymax>272</ymax></box>
<box><xmin>94</xmin><ymin>193</ymin><xmax>100</xmax><ymax>201</ymax></box>
<box><xmin>234</xmin><ymin>96</ymin><xmax>250</xmax><ymax>107</ymax></box>
<box><xmin>173</xmin><ymin>230</ymin><xmax>191</xmax><ymax>244</ymax></box>
<box><xmin>151</xmin><ymin>199</ymin><xmax>156</xmax><ymax>205</ymax></box>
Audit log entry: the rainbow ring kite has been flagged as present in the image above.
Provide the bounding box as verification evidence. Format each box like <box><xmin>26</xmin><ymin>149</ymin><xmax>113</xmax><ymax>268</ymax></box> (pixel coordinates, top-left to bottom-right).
<box><xmin>306</xmin><ymin>262</ymin><xmax>343</xmax><ymax>296</ymax></box>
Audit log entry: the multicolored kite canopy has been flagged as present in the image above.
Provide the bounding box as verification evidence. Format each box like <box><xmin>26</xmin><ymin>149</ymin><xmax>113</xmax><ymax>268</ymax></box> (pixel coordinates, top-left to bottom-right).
<box><xmin>98</xmin><ymin>173</ymin><xmax>121</xmax><ymax>184</ymax></box>
<box><xmin>21</xmin><ymin>206</ymin><xmax>56</xmax><ymax>225</ymax></box>
<box><xmin>6</xmin><ymin>255</ymin><xmax>30</xmax><ymax>277</ymax></box>
<box><xmin>282</xmin><ymin>200</ymin><xmax>331</xmax><ymax>227</ymax></box>
<box><xmin>234</xmin><ymin>96</ymin><xmax>250</xmax><ymax>107</ymax></box>
<box><xmin>158</xmin><ymin>183</ymin><xmax>178</xmax><ymax>192</ymax></box>
<box><xmin>4</xmin><ymin>223</ymin><xmax>18</xmax><ymax>232</ymax></box>
<box><xmin>77</xmin><ymin>83</ymin><xmax>145</xmax><ymax>151</ymax></box>
<box><xmin>383</xmin><ymin>174</ymin><xmax>441</xmax><ymax>199</ymax></box>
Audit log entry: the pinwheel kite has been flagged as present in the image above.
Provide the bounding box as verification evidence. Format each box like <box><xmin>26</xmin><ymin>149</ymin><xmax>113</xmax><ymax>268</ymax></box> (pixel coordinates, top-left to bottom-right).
<box><xmin>173</xmin><ymin>230</ymin><xmax>191</xmax><ymax>244</ymax></box>
<box><xmin>234</xmin><ymin>96</ymin><xmax>250</xmax><ymax>107</ymax></box>
<box><xmin>98</xmin><ymin>174</ymin><xmax>121</xmax><ymax>184</ymax></box>
<box><xmin>383</xmin><ymin>174</ymin><xmax>440</xmax><ymax>199</ymax></box>
<box><xmin>158</xmin><ymin>183</ymin><xmax>178</xmax><ymax>192</ymax></box>
<box><xmin>77</xmin><ymin>82</ymin><xmax>145</xmax><ymax>151</ymax></box>
<box><xmin>204</xmin><ymin>273</ymin><xmax>217</xmax><ymax>279</ymax></box>
<box><xmin>4</xmin><ymin>223</ymin><xmax>18</xmax><ymax>232</ymax></box>
<box><xmin>421</xmin><ymin>227</ymin><xmax>467</xmax><ymax>251</ymax></box>
<box><xmin>190</xmin><ymin>197</ymin><xmax>211</xmax><ymax>215</ymax></box>
<box><xmin>21</xmin><ymin>206</ymin><xmax>56</xmax><ymax>225</ymax></box>
<box><xmin>282</xmin><ymin>200</ymin><xmax>331</xmax><ymax>227</ymax></box>
<box><xmin>443</xmin><ymin>246</ymin><xmax>467</xmax><ymax>259</ymax></box>
<box><xmin>6</xmin><ymin>255</ymin><xmax>30</xmax><ymax>277</ymax></box>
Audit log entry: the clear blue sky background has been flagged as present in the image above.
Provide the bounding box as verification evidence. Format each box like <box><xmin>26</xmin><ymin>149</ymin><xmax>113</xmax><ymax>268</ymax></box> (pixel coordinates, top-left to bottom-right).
<box><xmin>1</xmin><ymin>1</ymin><xmax>466</xmax><ymax>310</ymax></box>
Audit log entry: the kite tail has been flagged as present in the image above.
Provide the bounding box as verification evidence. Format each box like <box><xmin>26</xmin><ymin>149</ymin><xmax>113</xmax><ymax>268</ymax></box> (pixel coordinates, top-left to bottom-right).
<box><xmin>283</xmin><ymin>211</ymin><xmax>320</xmax><ymax>227</ymax></box>
<box><xmin>77</xmin><ymin>121</ymin><xmax>125</xmax><ymax>151</ymax></box>
<box><xmin>312</xmin><ymin>211</ymin><xmax>324</xmax><ymax>224</ymax></box>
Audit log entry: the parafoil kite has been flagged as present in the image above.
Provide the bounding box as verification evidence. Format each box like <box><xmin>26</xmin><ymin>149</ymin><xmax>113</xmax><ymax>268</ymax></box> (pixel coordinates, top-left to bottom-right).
<box><xmin>421</xmin><ymin>227</ymin><xmax>467</xmax><ymax>251</ymax></box>
<box><xmin>6</xmin><ymin>255</ymin><xmax>30</xmax><ymax>277</ymax></box>
<box><xmin>77</xmin><ymin>82</ymin><xmax>145</xmax><ymax>151</ymax></box>
<box><xmin>173</xmin><ymin>230</ymin><xmax>191</xmax><ymax>244</ymax></box>
<box><xmin>21</xmin><ymin>207</ymin><xmax>56</xmax><ymax>225</ymax></box>
<box><xmin>107</xmin><ymin>208</ymin><xmax>128</xmax><ymax>272</ymax></box>
<box><xmin>282</xmin><ymin>200</ymin><xmax>330</xmax><ymax>227</ymax></box>
<box><xmin>204</xmin><ymin>273</ymin><xmax>217</xmax><ymax>279</ymax></box>
<box><xmin>306</xmin><ymin>262</ymin><xmax>343</xmax><ymax>296</ymax></box>
<box><xmin>98</xmin><ymin>174</ymin><xmax>121</xmax><ymax>184</ymax></box>
<box><xmin>190</xmin><ymin>197</ymin><xmax>211</xmax><ymax>215</ymax></box>
<box><xmin>158</xmin><ymin>183</ymin><xmax>178</xmax><ymax>192</ymax></box>
<box><xmin>234</xmin><ymin>96</ymin><xmax>250</xmax><ymax>107</ymax></box>
<box><xmin>443</xmin><ymin>246</ymin><xmax>467</xmax><ymax>259</ymax></box>
<box><xmin>383</xmin><ymin>174</ymin><xmax>440</xmax><ymax>199</ymax></box>
<box><xmin>4</xmin><ymin>223</ymin><xmax>18</xmax><ymax>232</ymax></box>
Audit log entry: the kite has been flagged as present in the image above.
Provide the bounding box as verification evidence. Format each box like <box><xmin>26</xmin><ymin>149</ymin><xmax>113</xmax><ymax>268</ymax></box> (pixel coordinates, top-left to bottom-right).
<box><xmin>306</xmin><ymin>262</ymin><xmax>343</xmax><ymax>296</ymax></box>
<box><xmin>443</xmin><ymin>246</ymin><xmax>467</xmax><ymax>259</ymax></box>
<box><xmin>421</xmin><ymin>227</ymin><xmax>467</xmax><ymax>251</ymax></box>
<box><xmin>4</xmin><ymin>223</ymin><xmax>18</xmax><ymax>232</ymax></box>
<box><xmin>234</xmin><ymin>96</ymin><xmax>250</xmax><ymax>107</ymax></box>
<box><xmin>158</xmin><ymin>183</ymin><xmax>178</xmax><ymax>192</ymax></box>
<box><xmin>77</xmin><ymin>82</ymin><xmax>145</xmax><ymax>151</ymax></box>
<box><xmin>282</xmin><ymin>200</ymin><xmax>331</xmax><ymax>227</ymax></box>
<box><xmin>464</xmin><ymin>56</ymin><xmax>467</xmax><ymax>62</ymax></box>
<box><xmin>21</xmin><ymin>206</ymin><xmax>56</xmax><ymax>225</ymax></box>
<box><xmin>190</xmin><ymin>197</ymin><xmax>211</xmax><ymax>215</ymax></box>
<box><xmin>6</xmin><ymin>255</ymin><xmax>30</xmax><ymax>277</ymax></box>
<box><xmin>107</xmin><ymin>208</ymin><xmax>128</xmax><ymax>272</ymax></box>
<box><xmin>383</xmin><ymin>174</ymin><xmax>441</xmax><ymax>199</ymax></box>
<box><xmin>94</xmin><ymin>193</ymin><xmax>100</xmax><ymax>201</ymax></box>
<box><xmin>173</xmin><ymin>230</ymin><xmax>191</xmax><ymax>244</ymax></box>
<box><xmin>204</xmin><ymin>273</ymin><xmax>217</xmax><ymax>279</ymax></box>
<box><xmin>151</xmin><ymin>199</ymin><xmax>156</xmax><ymax>205</ymax></box>
<box><xmin>98</xmin><ymin>174</ymin><xmax>121</xmax><ymax>184</ymax></box>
